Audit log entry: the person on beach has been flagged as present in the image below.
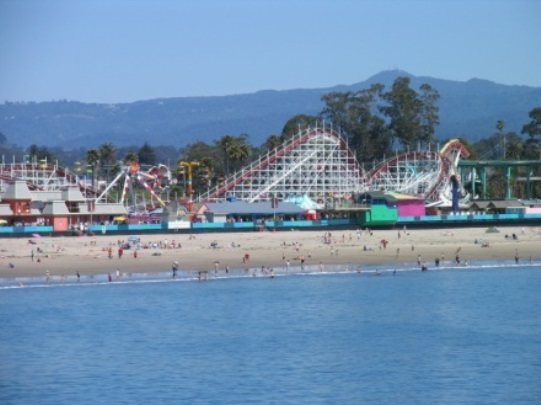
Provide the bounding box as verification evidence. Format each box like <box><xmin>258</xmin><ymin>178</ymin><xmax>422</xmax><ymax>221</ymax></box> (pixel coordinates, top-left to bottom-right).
<box><xmin>515</xmin><ymin>249</ymin><xmax>519</xmax><ymax>264</ymax></box>
<box><xmin>46</xmin><ymin>270</ymin><xmax>50</xmax><ymax>283</ymax></box>
<box><xmin>172</xmin><ymin>261</ymin><xmax>179</xmax><ymax>278</ymax></box>
<box><xmin>31</xmin><ymin>249</ymin><xmax>34</xmax><ymax>262</ymax></box>
<box><xmin>435</xmin><ymin>257</ymin><xmax>440</xmax><ymax>267</ymax></box>
<box><xmin>108</xmin><ymin>272</ymin><xmax>112</xmax><ymax>282</ymax></box>
<box><xmin>76</xmin><ymin>271</ymin><xmax>80</xmax><ymax>282</ymax></box>
<box><xmin>108</xmin><ymin>246</ymin><xmax>113</xmax><ymax>259</ymax></box>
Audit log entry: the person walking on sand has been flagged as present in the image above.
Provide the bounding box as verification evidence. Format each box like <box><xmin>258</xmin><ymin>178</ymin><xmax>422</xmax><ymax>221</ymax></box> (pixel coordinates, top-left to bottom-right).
<box><xmin>108</xmin><ymin>272</ymin><xmax>112</xmax><ymax>282</ymax></box>
<box><xmin>76</xmin><ymin>271</ymin><xmax>81</xmax><ymax>282</ymax></box>
<box><xmin>515</xmin><ymin>249</ymin><xmax>519</xmax><ymax>264</ymax></box>
<box><xmin>31</xmin><ymin>249</ymin><xmax>34</xmax><ymax>262</ymax></box>
<box><xmin>46</xmin><ymin>270</ymin><xmax>50</xmax><ymax>284</ymax></box>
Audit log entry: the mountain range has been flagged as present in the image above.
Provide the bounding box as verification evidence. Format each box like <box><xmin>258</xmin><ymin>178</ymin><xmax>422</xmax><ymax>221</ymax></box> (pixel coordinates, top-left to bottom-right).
<box><xmin>1</xmin><ymin>70</ymin><xmax>540</xmax><ymax>149</ymax></box>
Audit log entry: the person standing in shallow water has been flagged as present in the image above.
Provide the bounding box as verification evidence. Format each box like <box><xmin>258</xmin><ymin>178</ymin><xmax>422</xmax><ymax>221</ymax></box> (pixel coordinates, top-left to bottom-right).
<box><xmin>515</xmin><ymin>249</ymin><xmax>519</xmax><ymax>264</ymax></box>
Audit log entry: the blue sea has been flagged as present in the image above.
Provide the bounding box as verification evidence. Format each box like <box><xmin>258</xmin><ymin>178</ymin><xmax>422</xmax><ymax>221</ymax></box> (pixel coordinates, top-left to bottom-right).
<box><xmin>1</xmin><ymin>261</ymin><xmax>540</xmax><ymax>405</ymax></box>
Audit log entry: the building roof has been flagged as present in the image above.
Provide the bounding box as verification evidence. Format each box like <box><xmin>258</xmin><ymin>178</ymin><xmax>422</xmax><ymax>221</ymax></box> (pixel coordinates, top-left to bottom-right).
<box><xmin>0</xmin><ymin>204</ymin><xmax>12</xmax><ymax>215</ymax></box>
<box><xmin>358</xmin><ymin>191</ymin><xmax>423</xmax><ymax>204</ymax></box>
<box><xmin>61</xmin><ymin>187</ymin><xmax>85</xmax><ymax>201</ymax></box>
<box><xmin>91</xmin><ymin>203</ymin><xmax>129</xmax><ymax>215</ymax></box>
<box><xmin>205</xmin><ymin>201</ymin><xmax>305</xmax><ymax>215</ymax></box>
<box><xmin>469</xmin><ymin>199</ymin><xmax>522</xmax><ymax>210</ymax></box>
<box><xmin>469</xmin><ymin>201</ymin><xmax>491</xmax><ymax>209</ymax></box>
<box><xmin>42</xmin><ymin>200</ymin><xmax>70</xmax><ymax>215</ymax></box>
<box><xmin>1</xmin><ymin>181</ymin><xmax>33</xmax><ymax>200</ymax></box>
<box><xmin>31</xmin><ymin>191</ymin><xmax>62</xmax><ymax>202</ymax></box>
<box><xmin>384</xmin><ymin>191</ymin><xmax>424</xmax><ymax>202</ymax></box>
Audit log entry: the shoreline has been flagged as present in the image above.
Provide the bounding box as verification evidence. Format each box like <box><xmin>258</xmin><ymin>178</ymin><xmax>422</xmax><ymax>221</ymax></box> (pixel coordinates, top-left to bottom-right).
<box><xmin>1</xmin><ymin>225</ymin><xmax>540</xmax><ymax>280</ymax></box>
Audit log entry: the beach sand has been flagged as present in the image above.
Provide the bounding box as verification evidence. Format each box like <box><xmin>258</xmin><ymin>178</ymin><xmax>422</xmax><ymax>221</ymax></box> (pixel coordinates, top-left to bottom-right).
<box><xmin>1</xmin><ymin>225</ymin><xmax>540</xmax><ymax>279</ymax></box>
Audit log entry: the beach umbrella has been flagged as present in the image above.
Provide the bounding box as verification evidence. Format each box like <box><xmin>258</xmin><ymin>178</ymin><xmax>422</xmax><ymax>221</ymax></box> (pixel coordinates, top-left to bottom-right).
<box><xmin>32</xmin><ymin>233</ymin><xmax>42</xmax><ymax>238</ymax></box>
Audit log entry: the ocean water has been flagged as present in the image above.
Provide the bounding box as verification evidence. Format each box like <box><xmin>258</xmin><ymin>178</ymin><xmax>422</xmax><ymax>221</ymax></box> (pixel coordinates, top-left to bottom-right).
<box><xmin>0</xmin><ymin>262</ymin><xmax>540</xmax><ymax>404</ymax></box>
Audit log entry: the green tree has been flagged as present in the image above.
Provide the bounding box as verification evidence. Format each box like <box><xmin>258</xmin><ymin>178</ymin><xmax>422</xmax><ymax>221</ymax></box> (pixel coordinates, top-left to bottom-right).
<box><xmin>496</xmin><ymin>120</ymin><xmax>505</xmax><ymax>159</ymax></box>
<box><xmin>504</xmin><ymin>132</ymin><xmax>523</xmax><ymax>160</ymax></box>
<box><xmin>419</xmin><ymin>83</ymin><xmax>440</xmax><ymax>146</ymax></box>
<box><xmin>215</xmin><ymin>134</ymin><xmax>251</xmax><ymax>176</ymax></box>
<box><xmin>98</xmin><ymin>142</ymin><xmax>117</xmax><ymax>184</ymax></box>
<box><xmin>85</xmin><ymin>148</ymin><xmax>100</xmax><ymax>189</ymax></box>
<box><xmin>521</xmin><ymin>107</ymin><xmax>541</xmax><ymax>159</ymax></box>
<box><xmin>380</xmin><ymin>77</ymin><xmax>424</xmax><ymax>150</ymax></box>
<box><xmin>28</xmin><ymin>144</ymin><xmax>56</xmax><ymax>163</ymax></box>
<box><xmin>263</xmin><ymin>134</ymin><xmax>283</xmax><ymax>152</ymax></box>
<box><xmin>123</xmin><ymin>151</ymin><xmax>138</xmax><ymax>164</ymax></box>
<box><xmin>138</xmin><ymin>142</ymin><xmax>156</xmax><ymax>166</ymax></box>
<box><xmin>216</xmin><ymin>134</ymin><xmax>237</xmax><ymax>176</ymax></box>
<box><xmin>230</xmin><ymin>138</ymin><xmax>250</xmax><ymax>172</ymax></box>
<box><xmin>320</xmin><ymin>84</ymin><xmax>391</xmax><ymax>164</ymax></box>
<box><xmin>281</xmin><ymin>114</ymin><xmax>319</xmax><ymax>141</ymax></box>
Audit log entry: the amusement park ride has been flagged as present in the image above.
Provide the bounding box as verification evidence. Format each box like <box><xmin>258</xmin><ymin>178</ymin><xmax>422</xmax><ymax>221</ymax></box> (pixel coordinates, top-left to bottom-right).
<box><xmin>198</xmin><ymin>124</ymin><xmax>472</xmax><ymax>207</ymax></box>
<box><xmin>95</xmin><ymin>161</ymin><xmax>171</xmax><ymax>211</ymax></box>
<box><xmin>5</xmin><ymin>124</ymin><xmax>535</xmax><ymax>213</ymax></box>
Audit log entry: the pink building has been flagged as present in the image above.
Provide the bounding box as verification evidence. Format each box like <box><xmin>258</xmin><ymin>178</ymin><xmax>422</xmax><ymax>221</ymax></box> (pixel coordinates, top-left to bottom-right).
<box><xmin>385</xmin><ymin>192</ymin><xmax>426</xmax><ymax>217</ymax></box>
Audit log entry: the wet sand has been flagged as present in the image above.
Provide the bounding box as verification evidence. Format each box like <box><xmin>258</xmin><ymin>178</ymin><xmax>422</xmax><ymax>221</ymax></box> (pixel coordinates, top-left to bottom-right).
<box><xmin>1</xmin><ymin>225</ymin><xmax>540</xmax><ymax>279</ymax></box>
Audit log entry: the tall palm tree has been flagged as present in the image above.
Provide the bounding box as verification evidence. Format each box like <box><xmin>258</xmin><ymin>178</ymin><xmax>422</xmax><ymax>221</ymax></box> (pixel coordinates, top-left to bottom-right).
<box><xmin>264</xmin><ymin>134</ymin><xmax>283</xmax><ymax>152</ymax></box>
<box><xmin>98</xmin><ymin>143</ymin><xmax>117</xmax><ymax>184</ymax></box>
<box><xmin>216</xmin><ymin>135</ymin><xmax>236</xmax><ymax>177</ymax></box>
<box><xmin>496</xmin><ymin>120</ymin><xmax>505</xmax><ymax>159</ymax></box>
<box><xmin>85</xmin><ymin>148</ymin><xmax>100</xmax><ymax>190</ymax></box>
<box><xmin>123</xmin><ymin>151</ymin><xmax>138</xmax><ymax>164</ymax></box>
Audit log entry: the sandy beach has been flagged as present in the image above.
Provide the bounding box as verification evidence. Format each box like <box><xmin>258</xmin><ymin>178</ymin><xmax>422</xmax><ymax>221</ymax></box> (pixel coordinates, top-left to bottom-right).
<box><xmin>1</xmin><ymin>225</ymin><xmax>540</xmax><ymax>280</ymax></box>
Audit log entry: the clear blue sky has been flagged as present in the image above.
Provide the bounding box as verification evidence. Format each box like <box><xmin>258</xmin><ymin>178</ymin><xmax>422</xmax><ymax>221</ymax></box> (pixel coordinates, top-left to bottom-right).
<box><xmin>1</xmin><ymin>0</ymin><xmax>539</xmax><ymax>103</ymax></box>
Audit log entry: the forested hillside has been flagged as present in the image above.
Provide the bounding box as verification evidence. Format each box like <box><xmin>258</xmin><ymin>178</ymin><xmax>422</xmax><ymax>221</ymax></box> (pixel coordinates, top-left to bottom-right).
<box><xmin>1</xmin><ymin>70</ymin><xmax>539</xmax><ymax>149</ymax></box>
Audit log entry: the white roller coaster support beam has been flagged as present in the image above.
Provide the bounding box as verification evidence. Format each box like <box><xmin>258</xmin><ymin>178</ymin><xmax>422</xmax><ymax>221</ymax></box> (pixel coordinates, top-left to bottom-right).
<box><xmin>96</xmin><ymin>170</ymin><xmax>125</xmax><ymax>202</ymax></box>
